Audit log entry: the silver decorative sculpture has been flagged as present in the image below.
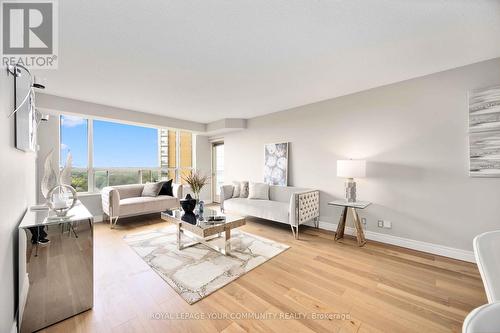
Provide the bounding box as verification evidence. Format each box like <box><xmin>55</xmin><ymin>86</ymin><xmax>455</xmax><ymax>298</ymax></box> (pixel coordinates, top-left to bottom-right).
<box><xmin>41</xmin><ymin>150</ymin><xmax>77</xmax><ymax>215</ymax></box>
<box><xmin>60</xmin><ymin>153</ymin><xmax>73</xmax><ymax>186</ymax></box>
<box><xmin>41</xmin><ymin>149</ymin><xmax>58</xmax><ymax>199</ymax></box>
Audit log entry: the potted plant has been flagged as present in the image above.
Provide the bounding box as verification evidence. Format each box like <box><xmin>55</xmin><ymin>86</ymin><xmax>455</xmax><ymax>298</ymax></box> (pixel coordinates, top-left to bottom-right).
<box><xmin>182</xmin><ymin>170</ymin><xmax>209</xmax><ymax>201</ymax></box>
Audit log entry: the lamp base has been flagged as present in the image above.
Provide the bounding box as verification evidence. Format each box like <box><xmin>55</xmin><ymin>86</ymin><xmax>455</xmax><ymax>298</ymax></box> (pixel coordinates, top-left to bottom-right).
<box><xmin>345</xmin><ymin>178</ymin><xmax>357</xmax><ymax>202</ymax></box>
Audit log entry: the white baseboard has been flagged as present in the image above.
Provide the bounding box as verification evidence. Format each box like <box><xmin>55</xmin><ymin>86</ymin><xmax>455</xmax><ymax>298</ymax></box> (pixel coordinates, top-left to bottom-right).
<box><xmin>306</xmin><ymin>221</ymin><xmax>475</xmax><ymax>263</ymax></box>
<box><xmin>93</xmin><ymin>215</ymin><xmax>104</xmax><ymax>223</ymax></box>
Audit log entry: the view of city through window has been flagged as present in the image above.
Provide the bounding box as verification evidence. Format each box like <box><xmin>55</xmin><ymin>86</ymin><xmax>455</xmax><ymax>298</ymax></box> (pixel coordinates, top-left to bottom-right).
<box><xmin>60</xmin><ymin>115</ymin><xmax>193</xmax><ymax>192</ymax></box>
<box><xmin>60</xmin><ymin>116</ymin><xmax>89</xmax><ymax>192</ymax></box>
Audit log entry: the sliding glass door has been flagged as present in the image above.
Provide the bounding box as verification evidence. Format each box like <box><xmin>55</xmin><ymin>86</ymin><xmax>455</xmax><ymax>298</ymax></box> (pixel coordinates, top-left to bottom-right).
<box><xmin>212</xmin><ymin>142</ymin><xmax>224</xmax><ymax>203</ymax></box>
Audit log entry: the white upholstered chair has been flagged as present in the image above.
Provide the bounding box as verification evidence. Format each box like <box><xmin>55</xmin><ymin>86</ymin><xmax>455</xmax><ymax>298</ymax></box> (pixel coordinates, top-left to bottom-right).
<box><xmin>462</xmin><ymin>230</ymin><xmax>500</xmax><ymax>333</ymax></box>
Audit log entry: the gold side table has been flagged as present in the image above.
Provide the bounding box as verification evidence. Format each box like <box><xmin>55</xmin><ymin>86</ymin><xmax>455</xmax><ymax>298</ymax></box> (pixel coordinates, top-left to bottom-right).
<box><xmin>328</xmin><ymin>200</ymin><xmax>371</xmax><ymax>246</ymax></box>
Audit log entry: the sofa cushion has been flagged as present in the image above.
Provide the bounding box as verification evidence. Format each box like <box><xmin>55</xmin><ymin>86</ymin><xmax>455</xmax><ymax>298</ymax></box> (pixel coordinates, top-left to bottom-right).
<box><xmin>269</xmin><ymin>185</ymin><xmax>309</xmax><ymax>203</ymax></box>
<box><xmin>224</xmin><ymin>198</ymin><xmax>288</xmax><ymax>224</ymax></box>
<box><xmin>240</xmin><ymin>181</ymin><xmax>249</xmax><ymax>198</ymax></box>
<box><xmin>158</xmin><ymin>179</ymin><xmax>173</xmax><ymax>196</ymax></box>
<box><xmin>248</xmin><ymin>182</ymin><xmax>269</xmax><ymax>200</ymax></box>
<box><xmin>115</xmin><ymin>184</ymin><xmax>145</xmax><ymax>199</ymax></box>
<box><xmin>232</xmin><ymin>181</ymin><xmax>241</xmax><ymax>198</ymax></box>
<box><xmin>119</xmin><ymin>196</ymin><xmax>178</xmax><ymax>216</ymax></box>
<box><xmin>142</xmin><ymin>182</ymin><xmax>163</xmax><ymax>197</ymax></box>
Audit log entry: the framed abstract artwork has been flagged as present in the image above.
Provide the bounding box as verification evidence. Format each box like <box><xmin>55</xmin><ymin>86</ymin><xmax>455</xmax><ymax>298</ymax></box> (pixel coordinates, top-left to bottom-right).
<box><xmin>264</xmin><ymin>142</ymin><xmax>288</xmax><ymax>186</ymax></box>
<box><xmin>468</xmin><ymin>85</ymin><xmax>500</xmax><ymax>177</ymax></box>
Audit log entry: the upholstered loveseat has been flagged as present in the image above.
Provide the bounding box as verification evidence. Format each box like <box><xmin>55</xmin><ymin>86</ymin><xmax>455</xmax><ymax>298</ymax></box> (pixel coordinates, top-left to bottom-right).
<box><xmin>101</xmin><ymin>183</ymin><xmax>182</xmax><ymax>228</ymax></box>
<box><xmin>220</xmin><ymin>183</ymin><xmax>320</xmax><ymax>238</ymax></box>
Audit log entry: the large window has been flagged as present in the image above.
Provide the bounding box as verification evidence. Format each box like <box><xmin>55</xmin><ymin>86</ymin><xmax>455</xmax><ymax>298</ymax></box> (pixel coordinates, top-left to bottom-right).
<box><xmin>179</xmin><ymin>131</ymin><xmax>193</xmax><ymax>184</ymax></box>
<box><xmin>159</xmin><ymin>129</ymin><xmax>194</xmax><ymax>185</ymax></box>
<box><xmin>60</xmin><ymin>115</ymin><xmax>194</xmax><ymax>193</ymax></box>
<box><xmin>212</xmin><ymin>143</ymin><xmax>224</xmax><ymax>203</ymax></box>
<box><xmin>93</xmin><ymin>120</ymin><xmax>158</xmax><ymax>168</ymax></box>
<box><xmin>93</xmin><ymin>120</ymin><xmax>159</xmax><ymax>190</ymax></box>
<box><xmin>60</xmin><ymin>115</ymin><xmax>89</xmax><ymax>192</ymax></box>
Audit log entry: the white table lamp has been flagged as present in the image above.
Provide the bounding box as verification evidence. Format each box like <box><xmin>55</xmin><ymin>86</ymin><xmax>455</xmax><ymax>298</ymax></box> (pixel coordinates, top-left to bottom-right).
<box><xmin>337</xmin><ymin>159</ymin><xmax>366</xmax><ymax>202</ymax></box>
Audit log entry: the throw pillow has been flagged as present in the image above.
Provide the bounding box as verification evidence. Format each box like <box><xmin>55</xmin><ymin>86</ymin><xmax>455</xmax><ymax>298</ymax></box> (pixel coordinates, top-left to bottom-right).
<box><xmin>239</xmin><ymin>181</ymin><xmax>249</xmax><ymax>198</ymax></box>
<box><xmin>232</xmin><ymin>181</ymin><xmax>241</xmax><ymax>198</ymax></box>
<box><xmin>159</xmin><ymin>179</ymin><xmax>174</xmax><ymax>196</ymax></box>
<box><xmin>248</xmin><ymin>182</ymin><xmax>270</xmax><ymax>200</ymax></box>
<box><xmin>141</xmin><ymin>182</ymin><xmax>163</xmax><ymax>197</ymax></box>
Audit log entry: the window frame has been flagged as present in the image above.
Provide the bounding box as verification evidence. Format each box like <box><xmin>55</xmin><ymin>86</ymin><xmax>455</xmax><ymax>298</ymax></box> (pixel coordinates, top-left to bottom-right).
<box><xmin>59</xmin><ymin>115</ymin><xmax>195</xmax><ymax>194</ymax></box>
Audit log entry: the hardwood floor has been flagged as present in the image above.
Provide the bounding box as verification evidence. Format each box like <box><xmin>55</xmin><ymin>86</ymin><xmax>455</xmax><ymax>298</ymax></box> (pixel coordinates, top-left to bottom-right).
<box><xmin>40</xmin><ymin>214</ymin><xmax>486</xmax><ymax>333</ymax></box>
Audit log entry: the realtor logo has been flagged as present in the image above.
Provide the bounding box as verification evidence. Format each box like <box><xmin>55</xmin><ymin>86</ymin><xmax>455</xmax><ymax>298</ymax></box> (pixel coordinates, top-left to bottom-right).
<box><xmin>1</xmin><ymin>0</ymin><xmax>58</xmax><ymax>69</ymax></box>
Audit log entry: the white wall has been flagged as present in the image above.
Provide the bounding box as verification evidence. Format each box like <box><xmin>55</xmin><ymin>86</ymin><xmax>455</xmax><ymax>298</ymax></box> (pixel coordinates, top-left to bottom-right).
<box><xmin>194</xmin><ymin>135</ymin><xmax>212</xmax><ymax>202</ymax></box>
<box><xmin>0</xmin><ymin>71</ymin><xmax>36</xmax><ymax>332</ymax></box>
<box><xmin>222</xmin><ymin>58</ymin><xmax>500</xmax><ymax>252</ymax></box>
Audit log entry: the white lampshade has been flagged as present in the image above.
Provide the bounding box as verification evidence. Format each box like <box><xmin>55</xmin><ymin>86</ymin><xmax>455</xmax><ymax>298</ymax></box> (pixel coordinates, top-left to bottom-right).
<box><xmin>337</xmin><ymin>160</ymin><xmax>366</xmax><ymax>178</ymax></box>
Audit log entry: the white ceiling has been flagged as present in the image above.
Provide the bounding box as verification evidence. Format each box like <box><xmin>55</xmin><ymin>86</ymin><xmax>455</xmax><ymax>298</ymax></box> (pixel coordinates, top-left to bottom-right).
<box><xmin>35</xmin><ymin>0</ymin><xmax>500</xmax><ymax>123</ymax></box>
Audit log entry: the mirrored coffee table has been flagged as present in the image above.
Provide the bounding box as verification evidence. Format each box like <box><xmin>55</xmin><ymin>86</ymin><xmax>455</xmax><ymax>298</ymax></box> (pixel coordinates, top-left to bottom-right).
<box><xmin>161</xmin><ymin>209</ymin><xmax>246</xmax><ymax>255</ymax></box>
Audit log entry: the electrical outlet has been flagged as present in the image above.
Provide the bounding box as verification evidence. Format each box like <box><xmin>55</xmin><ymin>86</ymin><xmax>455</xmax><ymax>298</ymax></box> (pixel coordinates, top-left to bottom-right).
<box><xmin>383</xmin><ymin>220</ymin><xmax>392</xmax><ymax>229</ymax></box>
<box><xmin>377</xmin><ymin>220</ymin><xmax>383</xmax><ymax>228</ymax></box>
<box><xmin>361</xmin><ymin>218</ymin><xmax>367</xmax><ymax>229</ymax></box>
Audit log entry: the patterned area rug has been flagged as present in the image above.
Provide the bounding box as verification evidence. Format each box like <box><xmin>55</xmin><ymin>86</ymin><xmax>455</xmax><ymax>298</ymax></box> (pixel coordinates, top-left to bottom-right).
<box><xmin>123</xmin><ymin>226</ymin><xmax>289</xmax><ymax>304</ymax></box>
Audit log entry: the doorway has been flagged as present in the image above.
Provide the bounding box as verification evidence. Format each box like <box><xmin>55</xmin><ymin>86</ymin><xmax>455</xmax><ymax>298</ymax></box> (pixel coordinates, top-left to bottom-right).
<box><xmin>212</xmin><ymin>142</ymin><xmax>224</xmax><ymax>203</ymax></box>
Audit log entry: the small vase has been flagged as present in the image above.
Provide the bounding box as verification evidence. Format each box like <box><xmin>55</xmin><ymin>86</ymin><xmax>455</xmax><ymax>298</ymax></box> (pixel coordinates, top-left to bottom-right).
<box><xmin>198</xmin><ymin>200</ymin><xmax>205</xmax><ymax>217</ymax></box>
<box><xmin>180</xmin><ymin>194</ymin><xmax>197</xmax><ymax>214</ymax></box>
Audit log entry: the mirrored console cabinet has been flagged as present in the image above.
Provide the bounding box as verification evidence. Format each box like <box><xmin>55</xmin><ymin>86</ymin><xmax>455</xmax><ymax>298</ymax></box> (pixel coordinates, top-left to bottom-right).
<box><xmin>18</xmin><ymin>202</ymin><xmax>93</xmax><ymax>333</ymax></box>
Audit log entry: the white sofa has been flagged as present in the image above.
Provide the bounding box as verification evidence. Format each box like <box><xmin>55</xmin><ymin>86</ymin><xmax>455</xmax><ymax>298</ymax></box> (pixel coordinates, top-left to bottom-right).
<box><xmin>462</xmin><ymin>230</ymin><xmax>500</xmax><ymax>333</ymax></box>
<box><xmin>220</xmin><ymin>184</ymin><xmax>320</xmax><ymax>238</ymax></box>
<box><xmin>101</xmin><ymin>183</ymin><xmax>182</xmax><ymax>228</ymax></box>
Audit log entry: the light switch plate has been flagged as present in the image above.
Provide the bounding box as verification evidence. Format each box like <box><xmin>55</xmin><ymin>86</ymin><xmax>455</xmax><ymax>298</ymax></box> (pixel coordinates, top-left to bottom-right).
<box><xmin>383</xmin><ymin>220</ymin><xmax>392</xmax><ymax>229</ymax></box>
<box><xmin>377</xmin><ymin>220</ymin><xmax>383</xmax><ymax>228</ymax></box>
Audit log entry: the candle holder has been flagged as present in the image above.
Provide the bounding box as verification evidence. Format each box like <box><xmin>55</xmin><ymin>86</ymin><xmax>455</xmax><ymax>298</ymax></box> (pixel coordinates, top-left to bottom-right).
<box><xmin>47</xmin><ymin>184</ymin><xmax>77</xmax><ymax>217</ymax></box>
